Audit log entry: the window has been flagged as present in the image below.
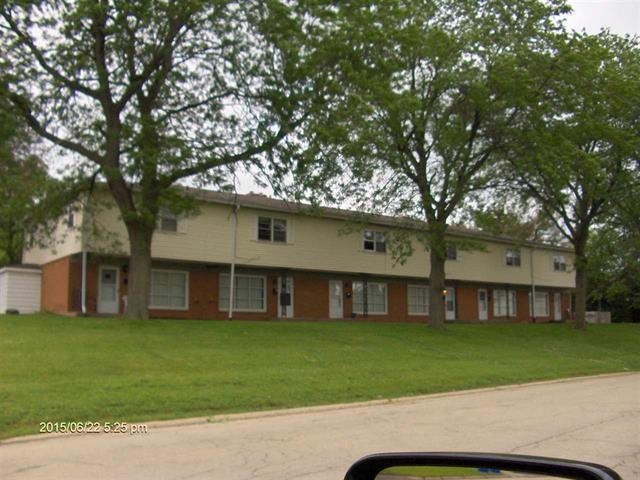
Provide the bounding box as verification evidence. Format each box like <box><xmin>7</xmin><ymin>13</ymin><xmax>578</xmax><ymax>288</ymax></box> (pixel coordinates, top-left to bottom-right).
<box><xmin>408</xmin><ymin>285</ymin><xmax>429</xmax><ymax>315</ymax></box>
<box><xmin>158</xmin><ymin>210</ymin><xmax>178</xmax><ymax>233</ymax></box>
<box><xmin>446</xmin><ymin>243</ymin><xmax>457</xmax><ymax>260</ymax></box>
<box><xmin>257</xmin><ymin>216</ymin><xmax>287</xmax><ymax>243</ymax></box>
<box><xmin>352</xmin><ymin>281</ymin><xmax>387</xmax><ymax>314</ymax></box>
<box><xmin>219</xmin><ymin>274</ymin><xmax>266</xmax><ymax>311</ymax></box>
<box><xmin>505</xmin><ymin>248</ymin><xmax>521</xmax><ymax>267</ymax></box>
<box><xmin>553</xmin><ymin>255</ymin><xmax>567</xmax><ymax>272</ymax></box>
<box><xmin>363</xmin><ymin>230</ymin><xmax>386</xmax><ymax>253</ymax></box>
<box><xmin>66</xmin><ymin>211</ymin><xmax>75</xmax><ymax>227</ymax></box>
<box><xmin>493</xmin><ymin>289</ymin><xmax>517</xmax><ymax>317</ymax></box>
<box><xmin>529</xmin><ymin>292</ymin><xmax>549</xmax><ymax>317</ymax></box>
<box><xmin>150</xmin><ymin>270</ymin><xmax>188</xmax><ymax>309</ymax></box>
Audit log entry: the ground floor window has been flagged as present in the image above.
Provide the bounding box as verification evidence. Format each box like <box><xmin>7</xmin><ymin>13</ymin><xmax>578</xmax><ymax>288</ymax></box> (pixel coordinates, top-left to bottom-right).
<box><xmin>352</xmin><ymin>281</ymin><xmax>387</xmax><ymax>314</ymax></box>
<box><xmin>529</xmin><ymin>291</ymin><xmax>549</xmax><ymax>317</ymax></box>
<box><xmin>493</xmin><ymin>289</ymin><xmax>516</xmax><ymax>317</ymax></box>
<box><xmin>408</xmin><ymin>284</ymin><xmax>429</xmax><ymax>315</ymax></box>
<box><xmin>219</xmin><ymin>274</ymin><xmax>266</xmax><ymax>312</ymax></box>
<box><xmin>150</xmin><ymin>270</ymin><xmax>188</xmax><ymax>309</ymax></box>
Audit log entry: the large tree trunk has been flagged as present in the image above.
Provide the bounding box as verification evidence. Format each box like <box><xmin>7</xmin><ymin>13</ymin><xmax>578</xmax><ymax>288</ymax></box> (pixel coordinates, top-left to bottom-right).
<box><xmin>428</xmin><ymin>222</ymin><xmax>447</xmax><ymax>328</ymax></box>
<box><xmin>573</xmin><ymin>236</ymin><xmax>588</xmax><ymax>331</ymax></box>
<box><xmin>428</xmin><ymin>247</ymin><xmax>446</xmax><ymax>328</ymax></box>
<box><xmin>124</xmin><ymin>223</ymin><xmax>154</xmax><ymax>319</ymax></box>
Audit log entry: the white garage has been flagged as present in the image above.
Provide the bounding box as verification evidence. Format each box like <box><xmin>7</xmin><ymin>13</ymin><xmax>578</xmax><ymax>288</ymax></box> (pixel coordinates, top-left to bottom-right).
<box><xmin>0</xmin><ymin>266</ymin><xmax>42</xmax><ymax>314</ymax></box>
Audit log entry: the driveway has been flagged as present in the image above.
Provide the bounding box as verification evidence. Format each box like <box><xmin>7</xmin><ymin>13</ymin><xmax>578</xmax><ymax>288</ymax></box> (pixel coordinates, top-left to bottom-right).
<box><xmin>1</xmin><ymin>373</ymin><xmax>638</xmax><ymax>480</ymax></box>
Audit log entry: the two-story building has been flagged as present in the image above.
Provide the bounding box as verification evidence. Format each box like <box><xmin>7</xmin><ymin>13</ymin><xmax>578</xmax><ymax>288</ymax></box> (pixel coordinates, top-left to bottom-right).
<box><xmin>23</xmin><ymin>189</ymin><xmax>575</xmax><ymax>322</ymax></box>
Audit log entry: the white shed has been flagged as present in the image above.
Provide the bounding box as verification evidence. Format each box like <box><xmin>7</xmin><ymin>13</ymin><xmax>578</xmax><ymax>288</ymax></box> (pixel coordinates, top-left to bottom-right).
<box><xmin>0</xmin><ymin>266</ymin><xmax>42</xmax><ymax>314</ymax></box>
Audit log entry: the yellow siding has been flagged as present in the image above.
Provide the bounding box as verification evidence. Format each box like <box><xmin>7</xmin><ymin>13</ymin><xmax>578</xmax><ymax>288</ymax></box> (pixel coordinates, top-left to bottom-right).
<box><xmin>23</xmin><ymin>212</ymin><xmax>84</xmax><ymax>265</ymax></box>
<box><xmin>85</xmin><ymin>195</ymin><xmax>575</xmax><ymax>288</ymax></box>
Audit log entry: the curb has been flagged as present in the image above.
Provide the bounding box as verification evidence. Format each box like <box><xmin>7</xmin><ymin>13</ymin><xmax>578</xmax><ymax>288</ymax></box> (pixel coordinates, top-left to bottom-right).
<box><xmin>2</xmin><ymin>371</ymin><xmax>636</xmax><ymax>446</ymax></box>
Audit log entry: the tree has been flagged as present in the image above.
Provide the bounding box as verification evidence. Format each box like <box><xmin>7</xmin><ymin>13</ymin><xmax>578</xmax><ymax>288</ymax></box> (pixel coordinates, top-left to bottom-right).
<box><xmin>297</xmin><ymin>0</ymin><xmax>569</xmax><ymax>326</ymax></box>
<box><xmin>586</xmin><ymin>172</ymin><xmax>640</xmax><ymax>322</ymax></box>
<box><xmin>507</xmin><ymin>32</ymin><xmax>640</xmax><ymax>329</ymax></box>
<box><xmin>1</xmin><ymin>1</ymin><xmax>327</xmax><ymax>318</ymax></box>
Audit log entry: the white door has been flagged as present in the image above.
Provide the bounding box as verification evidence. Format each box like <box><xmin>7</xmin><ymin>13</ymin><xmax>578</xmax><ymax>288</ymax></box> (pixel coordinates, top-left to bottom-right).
<box><xmin>445</xmin><ymin>287</ymin><xmax>456</xmax><ymax>321</ymax></box>
<box><xmin>329</xmin><ymin>280</ymin><xmax>343</xmax><ymax>319</ymax></box>
<box><xmin>277</xmin><ymin>276</ymin><xmax>294</xmax><ymax>318</ymax></box>
<box><xmin>98</xmin><ymin>266</ymin><xmax>119</xmax><ymax>314</ymax></box>
<box><xmin>554</xmin><ymin>293</ymin><xmax>562</xmax><ymax>321</ymax></box>
<box><xmin>478</xmin><ymin>289</ymin><xmax>488</xmax><ymax>321</ymax></box>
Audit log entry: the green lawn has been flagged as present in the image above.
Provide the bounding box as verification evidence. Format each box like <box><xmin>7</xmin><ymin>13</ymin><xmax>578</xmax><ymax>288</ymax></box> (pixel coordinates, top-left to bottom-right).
<box><xmin>1</xmin><ymin>314</ymin><xmax>638</xmax><ymax>440</ymax></box>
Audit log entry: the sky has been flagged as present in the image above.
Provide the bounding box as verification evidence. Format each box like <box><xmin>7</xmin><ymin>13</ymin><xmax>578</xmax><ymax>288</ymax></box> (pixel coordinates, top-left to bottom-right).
<box><xmin>564</xmin><ymin>0</ymin><xmax>640</xmax><ymax>35</ymax></box>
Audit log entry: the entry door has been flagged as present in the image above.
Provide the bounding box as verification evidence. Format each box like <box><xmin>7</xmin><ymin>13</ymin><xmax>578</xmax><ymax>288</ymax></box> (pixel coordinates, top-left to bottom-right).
<box><xmin>329</xmin><ymin>280</ymin><xmax>343</xmax><ymax>319</ymax></box>
<box><xmin>478</xmin><ymin>289</ymin><xmax>488</xmax><ymax>321</ymax></box>
<box><xmin>554</xmin><ymin>293</ymin><xmax>562</xmax><ymax>321</ymax></box>
<box><xmin>98</xmin><ymin>266</ymin><xmax>119</xmax><ymax>314</ymax></box>
<box><xmin>445</xmin><ymin>287</ymin><xmax>456</xmax><ymax>321</ymax></box>
<box><xmin>277</xmin><ymin>276</ymin><xmax>294</xmax><ymax>318</ymax></box>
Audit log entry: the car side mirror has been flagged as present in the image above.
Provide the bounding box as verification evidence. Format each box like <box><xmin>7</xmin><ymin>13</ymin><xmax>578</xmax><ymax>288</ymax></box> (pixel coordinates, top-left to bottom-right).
<box><xmin>344</xmin><ymin>453</ymin><xmax>621</xmax><ymax>480</ymax></box>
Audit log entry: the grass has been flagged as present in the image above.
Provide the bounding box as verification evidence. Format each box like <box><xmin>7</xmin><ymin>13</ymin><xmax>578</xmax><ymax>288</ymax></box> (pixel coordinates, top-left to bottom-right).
<box><xmin>381</xmin><ymin>466</ymin><xmax>497</xmax><ymax>477</ymax></box>
<box><xmin>1</xmin><ymin>314</ymin><xmax>638</xmax><ymax>440</ymax></box>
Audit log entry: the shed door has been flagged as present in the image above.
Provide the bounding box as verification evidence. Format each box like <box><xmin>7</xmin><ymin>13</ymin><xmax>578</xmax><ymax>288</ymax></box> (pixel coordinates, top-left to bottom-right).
<box><xmin>98</xmin><ymin>266</ymin><xmax>119</xmax><ymax>314</ymax></box>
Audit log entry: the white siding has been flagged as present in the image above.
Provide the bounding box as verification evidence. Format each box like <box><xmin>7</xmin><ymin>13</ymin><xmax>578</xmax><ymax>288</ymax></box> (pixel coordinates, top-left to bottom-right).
<box><xmin>0</xmin><ymin>268</ymin><xmax>42</xmax><ymax>314</ymax></box>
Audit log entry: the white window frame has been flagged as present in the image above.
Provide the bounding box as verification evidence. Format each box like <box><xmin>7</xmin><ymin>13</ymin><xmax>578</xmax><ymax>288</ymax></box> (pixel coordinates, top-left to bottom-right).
<box><xmin>553</xmin><ymin>255</ymin><xmax>567</xmax><ymax>272</ymax></box>
<box><xmin>256</xmin><ymin>216</ymin><xmax>288</xmax><ymax>243</ymax></box>
<box><xmin>219</xmin><ymin>273</ymin><xmax>267</xmax><ymax>313</ymax></box>
<box><xmin>505</xmin><ymin>248</ymin><xmax>521</xmax><ymax>267</ymax></box>
<box><xmin>493</xmin><ymin>288</ymin><xmax>517</xmax><ymax>317</ymax></box>
<box><xmin>362</xmin><ymin>230</ymin><xmax>386</xmax><ymax>253</ymax></box>
<box><xmin>407</xmin><ymin>284</ymin><xmax>429</xmax><ymax>315</ymax></box>
<box><xmin>352</xmin><ymin>281</ymin><xmax>388</xmax><ymax>315</ymax></box>
<box><xmin>149</xmin><ymin>269</ymin><xmax>189</xmax><ymax>311</ymax></box>
<box><xmin>529</xmin><ymin>292</ymin><xmax>550</xmax><ymax>317</ymax></box>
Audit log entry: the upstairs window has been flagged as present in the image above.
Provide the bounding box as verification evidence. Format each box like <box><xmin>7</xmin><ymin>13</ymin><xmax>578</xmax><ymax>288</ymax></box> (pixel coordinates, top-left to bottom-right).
<box><xmin>553</xmin><ymin>255</ymin><xmax>567</xmax><ymax>272</ymax></box>
<box><xmin>505</xmin><ymin>248</ymin><xmax>521</xmax><ymax>267</ymax></box>
<box><xmin>363</xmin><ymin>230</ymin><xmax>386</xmax><ymax>253</ymax></box>
<box><xmin>446</xmin><ymin>243</ymin><xmax>457</xmax><ymax>260</ymax></box>
<box><xmin>257</xmin><ymin>216</ymin><xmax>287</xmax><ymax>243</ymax></box>
<box><xmin>66</xmin><ymin>211</ymin><xmax>75</xmax><ymax>228</ymax></box>
<box><xmin>158</xmin><ymin>209</ymin><xmax>178</xmax><ymax>233</ymax></box>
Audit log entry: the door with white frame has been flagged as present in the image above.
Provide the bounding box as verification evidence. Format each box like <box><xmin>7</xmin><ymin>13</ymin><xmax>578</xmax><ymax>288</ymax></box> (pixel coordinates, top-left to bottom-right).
<box><xmin>554</xmin><ymin>293</ymin><xmax>562</xmax><ymax>321</ymax></box>
<box><xmin>478</xmin><ymin>289</ymin><xmax>488</xmax><ymax>321</ymax></box>
<box><xmin>277</xmin><ymin>276</ymin><xmax>294</xmax><ymax>318</ymax></box>
<box><xmin>98</xmin><ymin>266</ymin><xmax>119</xmax><ymax>314</ymax></box>
<box><xmin>329</xmin><ymin>280</ymin><xmax>344</xmax><ymax>319</ymax></box>
<box><xmin>445</xmin><ymin>287</ymin><xmax>456</xmax><ymax>321</ymax></box>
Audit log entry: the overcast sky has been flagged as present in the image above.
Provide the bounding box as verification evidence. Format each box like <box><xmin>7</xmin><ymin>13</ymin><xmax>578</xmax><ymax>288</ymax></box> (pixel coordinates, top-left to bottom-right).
<box><xmin>564</xmin><ymin>0</ymin><xmax>640</xmax><ymax>35</ymax></box>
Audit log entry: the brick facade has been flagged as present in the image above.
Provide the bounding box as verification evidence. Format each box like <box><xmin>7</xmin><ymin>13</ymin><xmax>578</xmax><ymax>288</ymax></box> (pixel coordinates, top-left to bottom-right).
<box><xmin>40</xmin><ymin>254</ymin><xmax>573</xmax><ymax>323</ymax></box>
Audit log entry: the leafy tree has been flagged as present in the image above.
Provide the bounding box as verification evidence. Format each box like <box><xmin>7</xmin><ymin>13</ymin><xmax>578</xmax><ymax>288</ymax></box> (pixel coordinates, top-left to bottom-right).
<box><xmin>586</xmin><ymin>174</ymin><xmax>640</xmax><ymax>322</ymax></box>
<box><xmin>297</xmin><ymin>0</ymin><xmax>569</xmax><ymax>326</ymax></box>
<box><xmin>508</xmin><ymin>32</ymin><xmax>640</xmax><ymax>329</ymax></box>
<box><xmin>1</xmin><ymin>1</ymin><xmax>327</xmax><ymax>318</ymax></box>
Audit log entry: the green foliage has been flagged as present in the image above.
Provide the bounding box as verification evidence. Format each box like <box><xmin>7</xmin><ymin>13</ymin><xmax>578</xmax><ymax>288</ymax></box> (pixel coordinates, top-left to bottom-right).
<box><xmin>0</xmin><ymin>1</ymin><xmax>334</xmax><ymax>317</ymax></box>
<box><xmin>1</xmin><ymin>314</ymin><xmax>638</xmax><ymax>439</ymax></box>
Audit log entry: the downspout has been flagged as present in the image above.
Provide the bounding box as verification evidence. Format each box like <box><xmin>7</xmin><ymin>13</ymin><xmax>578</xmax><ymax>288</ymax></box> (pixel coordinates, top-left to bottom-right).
<box><xmin>81</xmin><ymin>250</ymin><xmax>87</xmax><ymax>316</ymax></box>
<box><xmin>530</xmin><ymin>246</ymin><xmax>536</xmax><ymax>323</ymax></box>
<box><xmin>228</xmin><ymin>203</ymin><xmax>239</xmax><ymax>320</ymax></box>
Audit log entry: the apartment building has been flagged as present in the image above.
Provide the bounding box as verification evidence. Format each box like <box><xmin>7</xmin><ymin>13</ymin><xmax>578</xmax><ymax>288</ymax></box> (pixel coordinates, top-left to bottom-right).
<box><xmin>23</xmin><ymin>189</ymin><xmax>575</xmax><ymax>322</ymax></box>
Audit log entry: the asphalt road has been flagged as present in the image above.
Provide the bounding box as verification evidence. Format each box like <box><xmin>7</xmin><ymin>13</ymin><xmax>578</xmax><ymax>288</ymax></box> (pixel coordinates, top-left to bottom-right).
<box><xmin>1</xmin><ymin>373</ymin><xmax>638</xmax><ymax>480</ymax></box>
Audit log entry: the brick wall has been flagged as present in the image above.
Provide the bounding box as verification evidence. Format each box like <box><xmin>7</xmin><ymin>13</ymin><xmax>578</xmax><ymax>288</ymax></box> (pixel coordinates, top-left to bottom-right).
<box><xmin>41</xmin><ymin>256</ymin><xmax>73</xmax><ymax>313</ymax></box>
